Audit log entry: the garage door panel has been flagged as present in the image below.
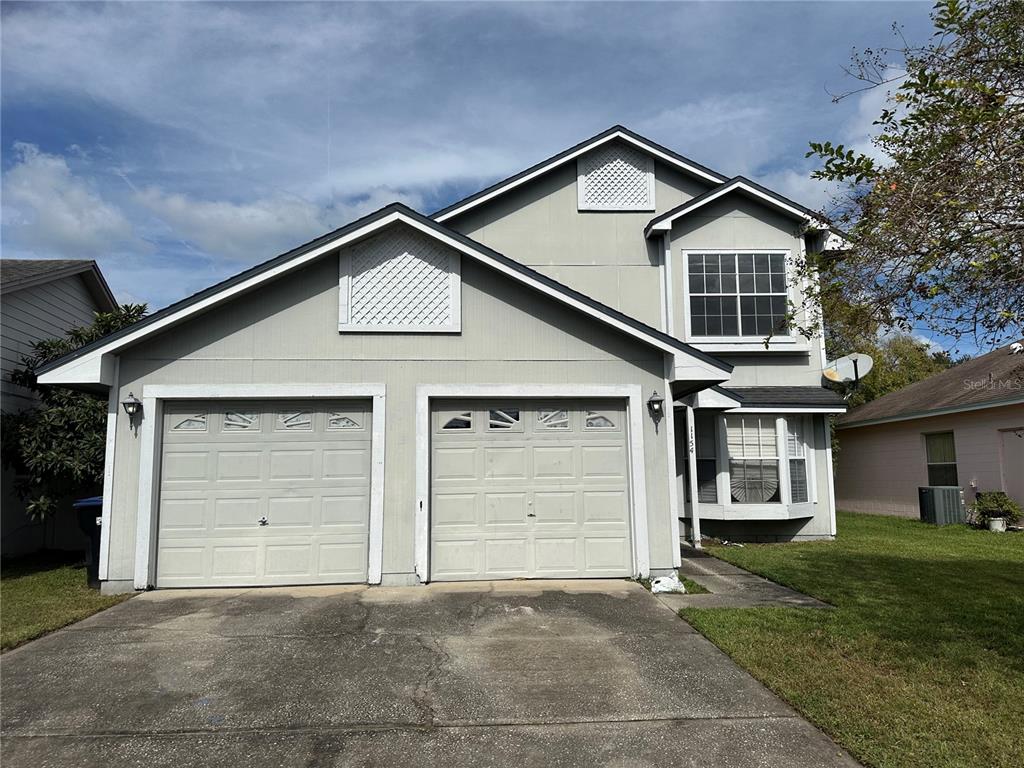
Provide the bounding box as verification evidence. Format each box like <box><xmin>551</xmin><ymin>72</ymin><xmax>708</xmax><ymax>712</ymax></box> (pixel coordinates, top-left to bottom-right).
<box><xmin>159</xmin><ymin>498</ymin><xmax>208</xmax><ymax>531</ymax></box>
<box><xmin>216</xmin><ymin>451</ymin><xmax>262</xmax><ymax>481</ymax></box>
<box><xmin>267</xmin><ymin>496</ymin><xmax>315</xmax><ymax>527</ymax></box>
<box><xmin>533</xmin><ymin>446</ymin><xmax>575</xmax><ymax>479</ymax></box>
<box><xmin>433</xmin><ymin>493</ymin><xmax>479</xmax><ymax>526</ymax></box>
<box><xmin>321</xmin><ymin>495</ymin><xmax>371</xmax><ymax>528</ymax></box>
<box><xmin>484</xmin><ymin>447</ymin><xmax>527</xmax><ymax>479</ymax></box>
<box><xmin>157</xmin><ymin>400</ymin><xmax>372</xmax><ymax>587</ymax></box>
<box><xmin>581</xmin><ymin>445</ymin><xmax>627</xmax><ymax>479</ymax></box>
<box><xmin>434</xmin><ymin>447</ymin><xmax>477</xmax><ymax>481</ymax></box>
<box><xmin>432</xmin><ymin>539</ymin><xmax>480</xmax><ymax>577</ymax></box>
<box><xmin>323</xmin><ymin>448</ymin><xmax>370</xmax><ymax>480</ymax></box>
<box><xmin>533</xmin><ymin>537</ymin><xmax>578</xmax><ymax>572</ymax></box>
<box><xmin>431</xmin><ymin>400</ymin><xmax>631</xmax><ymax>581</ymax></box>
<box><xmin>584</xmin><ymin>538</ymin><xmax>631</xmax><ymax>571</ymax></box>
<box><xmin>212</xmin><ymin>545</ymin><xmax>260</xmax><ymax>578</ymax></box>
<box><xmin>269</xmin><ymin>449</ymin><xmax>316</xmax><ymax>480</ymax></box>
<box><xmin>533</xmin><ymin>491</ymin><xmax>577</xmax><ymax>524</ymax></box>
<box><xmin>484</xmin><ymin>538</ymin><xmax>529</xmax><ymax>574</ymax></box>
<box><xmin>163</xmin><ymin>451</ymin><xmax>210</xmax><ymax>483</ymax></box>
<box><xmin>485</xmin><ymin>492</ymin><xmax>528</xmax><ymax>525</ymax></box>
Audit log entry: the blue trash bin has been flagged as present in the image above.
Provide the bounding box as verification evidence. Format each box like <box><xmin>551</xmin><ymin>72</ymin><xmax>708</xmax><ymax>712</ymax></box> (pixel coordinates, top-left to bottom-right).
<box><xmin>72</xmin><ymin>496</ymin><xmax>102</xmax><ymax>585</ymax></box>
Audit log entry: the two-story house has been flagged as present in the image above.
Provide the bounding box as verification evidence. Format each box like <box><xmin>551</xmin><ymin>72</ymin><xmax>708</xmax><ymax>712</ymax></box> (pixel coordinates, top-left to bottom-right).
<box><xmin>38</xmin><ymin>127</ymin><xmax>845</xmax><ymax>594</ymax></box>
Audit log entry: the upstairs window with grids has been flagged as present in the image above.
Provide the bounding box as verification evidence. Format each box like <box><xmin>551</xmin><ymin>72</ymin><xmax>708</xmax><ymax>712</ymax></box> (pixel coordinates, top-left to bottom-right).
<box><xmin>687</xmin><ymin>252</ymin><xmax>789</xmax><ymax>337</ymax></box>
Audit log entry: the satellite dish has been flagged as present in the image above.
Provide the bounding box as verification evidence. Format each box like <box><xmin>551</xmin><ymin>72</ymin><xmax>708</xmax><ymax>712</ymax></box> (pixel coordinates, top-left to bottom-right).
<box><xmin>824</xmin><ymin>353</ymin><xmax>874</xmax><ymax>384</ymax></box>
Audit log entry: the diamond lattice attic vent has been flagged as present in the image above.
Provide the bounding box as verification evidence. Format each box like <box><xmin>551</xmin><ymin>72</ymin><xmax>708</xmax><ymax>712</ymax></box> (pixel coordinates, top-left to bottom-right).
<box><xmin>339</xmin><ymin>226</ymin><xmax>461</xmax><ymax>332</ymax></box>
<box><xmin>577</xmin><ymin>143</ymin><xmax>655</xmax><ymax>211</ymax></box>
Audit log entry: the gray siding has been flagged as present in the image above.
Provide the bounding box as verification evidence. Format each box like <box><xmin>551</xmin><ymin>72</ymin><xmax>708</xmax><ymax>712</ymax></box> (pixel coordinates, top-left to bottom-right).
<box><xmin>1</xmin><ymin>274</ymin><xmax>105</xmax><ymax>555</ymax></box>
<box><xmin>447</xmin><ymin>144</ymin><xmax>712</xmax><ymax>329</ymax></box>
<box><xmin>2</xmin><ymin>273</ymin><xmax>100</xmax><ymax>410</ymax></box>
<box><xmin>108</xmin><ymin>247</ymin><xmax>674</xmax><ymax>583</ymax></box>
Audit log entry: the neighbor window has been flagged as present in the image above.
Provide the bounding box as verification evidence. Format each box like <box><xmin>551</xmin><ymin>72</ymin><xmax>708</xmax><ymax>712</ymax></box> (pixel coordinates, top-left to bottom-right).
<box><xmin>925</xmin><ymin>432</ymin><xmax>958</xmax><ymax>485</ymax></box>
<box><xmin>687</xmin><ymin>252</ymin><xmax>789</xmax><ymax>337</ymax></box>
<box><xmin>726</xmin><ymin>414</ymin><xmax>781</xmax><ymax>503</ymax></box>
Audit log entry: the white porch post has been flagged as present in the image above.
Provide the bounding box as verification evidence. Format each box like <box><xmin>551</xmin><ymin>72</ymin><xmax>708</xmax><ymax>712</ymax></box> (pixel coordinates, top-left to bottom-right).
<box><xmin>685</xmin><ymin>404</ymin><xmax>702</xmax><ymax>549</ymax></box>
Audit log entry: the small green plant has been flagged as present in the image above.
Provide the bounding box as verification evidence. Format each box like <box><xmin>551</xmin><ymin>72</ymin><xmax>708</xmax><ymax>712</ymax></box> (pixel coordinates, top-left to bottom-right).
<box><xmin>971</xmin><ymin>491</ymin><xmax>1022</xmax><ymax>527</ymax></box>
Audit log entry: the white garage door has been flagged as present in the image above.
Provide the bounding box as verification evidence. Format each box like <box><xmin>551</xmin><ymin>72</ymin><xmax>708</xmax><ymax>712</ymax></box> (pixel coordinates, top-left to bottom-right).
<box><xmin>430</xmin><ymin>400</ymin><xmax>633</xmax><ymax>581</ymax></box>
<box><xmin>156</xmin><ymin>400</ymin><xmax>372</xmax><ymax>587</ymax></box>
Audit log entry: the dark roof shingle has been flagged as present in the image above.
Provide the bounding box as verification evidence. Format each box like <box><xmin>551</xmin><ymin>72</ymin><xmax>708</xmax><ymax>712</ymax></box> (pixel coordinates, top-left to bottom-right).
<box><xmin>838</xmin><ymin>341</ymin><xmax>1024</xmax><ymax>427</ymax></box>
<box><xmin>723</xmin><ymin>386</ymin><xmax>847</xmax><ymax>408</ymax></box>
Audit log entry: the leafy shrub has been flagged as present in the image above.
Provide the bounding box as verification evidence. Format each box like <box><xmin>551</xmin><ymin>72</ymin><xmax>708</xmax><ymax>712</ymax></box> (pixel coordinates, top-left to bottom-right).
<box><xmin>971</xmin><ymin>491</ymin><xmax>1022</xmax><ymax>526</ymax></box>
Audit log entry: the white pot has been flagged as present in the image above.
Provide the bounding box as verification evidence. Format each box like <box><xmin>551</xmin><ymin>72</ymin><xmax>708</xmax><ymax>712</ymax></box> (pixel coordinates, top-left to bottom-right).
<box><xmin>988</xmin><ymin>517</ymin><xmax>1007</xmax><ymax>533</ymax></box>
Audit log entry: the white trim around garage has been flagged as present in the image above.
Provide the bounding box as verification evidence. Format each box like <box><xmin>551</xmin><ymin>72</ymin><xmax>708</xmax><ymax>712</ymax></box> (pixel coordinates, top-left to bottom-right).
<box><xmin>132</xmin><ymin>384</ymin><xmax>387</xmax><ymax>590</ymax></box>
<box><xmin>414</xmin><ymin>384</ymin><xmax>651</xmax><ymax>583</ymax></box>
<box><xmin>98</xmin><ymin>358</ymin><xmax>119</xmax><ymax>581</ymax></box>
<box><xmin>663</xmin><ymin>355</ymin><xmax>682</xmax><ymax>567</ymax></box>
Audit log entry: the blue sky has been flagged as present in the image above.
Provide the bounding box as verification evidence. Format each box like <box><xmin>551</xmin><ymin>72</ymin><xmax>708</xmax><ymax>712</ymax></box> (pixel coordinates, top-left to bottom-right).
<box><xmin>2</xmin><ymin>1</ymin><xmax>941</xmax><ymax>340</ymax></box>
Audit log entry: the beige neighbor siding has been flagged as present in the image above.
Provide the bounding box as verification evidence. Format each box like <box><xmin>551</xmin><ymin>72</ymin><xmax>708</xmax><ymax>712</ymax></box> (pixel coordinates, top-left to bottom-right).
<box><xmin>106</xmin><ymin>241</ymin><xmax>673</xmax><ymax>584</ymax></box>
<box><xmin>1</xmin><ymin>274</ymin><xmax>105</xmax><ymax>555</ymax></box>
<box><xmin>835</xmin><ymin>404</ymin><xmax>1024</xmax><ymax>517</ymax></box>
<box><xmin>2</xmin><ymin>274</ymin><xmax>100</xmax><ymax>410</ymax></box>
<box><xmin>446</xmin><ymin>142</ymin><xmax>713</xmax><ymax>330</ymax></box>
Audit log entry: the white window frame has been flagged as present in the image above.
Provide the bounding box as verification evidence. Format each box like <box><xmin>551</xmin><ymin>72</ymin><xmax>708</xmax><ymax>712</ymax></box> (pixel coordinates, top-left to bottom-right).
<box><xmin>680</xmin><ymin>249</ymin><xmax>800</xmax><ymax>348</ymax></box>
<box><xmin>712</xmin><ymin>412</ymin><xmax>816</xmax><ymax>508</ymax></box>
<box><xmin>338</xmin><ymin>249</ymin><xmax>461</xmax><ymax>333</ymax></box>
<box><xmin>133</xmin><ymin>384</ymin><xmax>387</xmax><ymax>590</ymax></box>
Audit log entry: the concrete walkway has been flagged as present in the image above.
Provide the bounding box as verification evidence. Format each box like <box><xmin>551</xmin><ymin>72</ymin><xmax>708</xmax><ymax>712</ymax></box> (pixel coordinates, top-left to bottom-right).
<box><xmin>1</xmin><ymin>580</ymin><xmax>856</xmax><ymax>767</ymax></box>
<box><xmin>655</xmin><ymin>545</ymin><xmax>832</xmax><ymax>611</ymax></box>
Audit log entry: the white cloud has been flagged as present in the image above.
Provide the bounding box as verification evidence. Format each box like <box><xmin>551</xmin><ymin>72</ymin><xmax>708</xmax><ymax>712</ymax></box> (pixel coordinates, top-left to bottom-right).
<box><xmin>135</xmin><ymin>186</ymin><xmax>426</xmax><ymax>262</ymax></box>
<box><xmin>2</xmin><ymin>143</ymin><xmax>144</xmax><ymax>257</ymax></box>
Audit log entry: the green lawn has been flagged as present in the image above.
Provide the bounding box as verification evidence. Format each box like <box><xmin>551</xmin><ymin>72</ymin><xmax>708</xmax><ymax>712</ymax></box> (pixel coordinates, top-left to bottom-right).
<box><xmin>1</xmin><ymin>554</ymin><xmax>133</xmax><ymax>651</ymax></box>
<box><xmin>681</xmin><ymin>511</ymin><xmax>1023</xmax><ymax>768</ymax></box>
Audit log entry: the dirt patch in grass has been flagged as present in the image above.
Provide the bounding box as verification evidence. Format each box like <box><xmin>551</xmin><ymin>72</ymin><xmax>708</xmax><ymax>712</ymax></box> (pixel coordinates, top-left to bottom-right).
<box><xmin>1</xmin><ymin>552</ymin><xmax>133</xmax><ymax>651</ymax></box>
<box><xmin>680</xmin><ymin>512</ymin><xmax>1024</xmax><ymax>768</ymax></box>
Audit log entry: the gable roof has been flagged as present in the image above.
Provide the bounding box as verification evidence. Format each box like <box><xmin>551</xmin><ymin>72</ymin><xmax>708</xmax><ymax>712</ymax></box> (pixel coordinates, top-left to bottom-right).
<box><xmin>37</xmin><ymin>203</ymin><xmax>732</xmax><ymax>386</ymax></box>
<box><xmin>1</xmin><ymin>258</ymin><xmax>117</xmax><ymax>311</ymax></box>
<box><xmin>838</xmin><ymin>341</ymin><xmax>1024</xmax><ymax>429</ymax></box>
<box><xmin>644</xmin><ymin>176</ymin><xmax>827</xmax><ymax>237</ymax></box>
<box><xmin>432</xmin><ymin>125</ymin><xmax>728</xmax><ymax>223</ymax></box>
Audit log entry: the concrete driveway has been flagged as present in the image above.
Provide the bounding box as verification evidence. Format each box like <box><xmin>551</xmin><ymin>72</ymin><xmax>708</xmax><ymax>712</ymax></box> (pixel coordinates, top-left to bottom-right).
<box><xmin>1</xmin><ymin>580</ymin><xmax>858</xmax><ymax>767</ymax></box>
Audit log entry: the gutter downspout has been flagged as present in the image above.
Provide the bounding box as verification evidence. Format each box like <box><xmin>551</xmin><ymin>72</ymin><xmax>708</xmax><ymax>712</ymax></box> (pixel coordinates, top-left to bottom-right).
<box><xmin>685</xmin><ymin>403</ymin><xmax>702</xmax><ymax>549</ymax></box>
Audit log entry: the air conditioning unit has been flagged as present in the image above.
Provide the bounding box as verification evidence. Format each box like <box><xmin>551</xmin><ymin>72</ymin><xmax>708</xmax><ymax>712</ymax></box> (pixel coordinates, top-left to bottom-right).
<box><xmin>918</xmin><ymin>486</ymin><xmax>966</xmax><ymax>525</ymax></box>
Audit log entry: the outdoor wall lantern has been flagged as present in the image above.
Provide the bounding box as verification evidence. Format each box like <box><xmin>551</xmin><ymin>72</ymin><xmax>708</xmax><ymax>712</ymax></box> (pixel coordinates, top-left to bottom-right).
<box><xmin>647</xmin><ymin>390</ymin><xmax>665</xmax><ymax>426</ymax></box>
<box><xmin>121</xmin><ymin>392</ymin><xmax>142</xmax><ymax>418</ymax></box>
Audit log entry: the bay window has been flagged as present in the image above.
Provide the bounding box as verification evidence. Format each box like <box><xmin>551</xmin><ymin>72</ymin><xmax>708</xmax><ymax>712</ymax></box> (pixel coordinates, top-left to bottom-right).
<box><xmin>726</xmin><ymin>414</ymin><xmax>781</xmax><ymax>503</ymax></box>
<box><xmin>687</xmin><ymin>252</ymin><xmax>789</xmax><ymax>338</ymax></box>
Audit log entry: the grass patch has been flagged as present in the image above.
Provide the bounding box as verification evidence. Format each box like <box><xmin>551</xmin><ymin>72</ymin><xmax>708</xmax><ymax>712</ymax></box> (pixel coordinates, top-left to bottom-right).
<box><xmin>636</xmin><ymin>571</ymin><xmax>710</xmax><ymax>594</ymax></box>
<box><xmin>680</xmin><ymin>512</ymin><xmax>1023</xmax><ymax>768</ymax></box>
<box><xmin>1</xmin><ymin>552</ymin><xmax>133</xmax><ymax>651</ymax></box>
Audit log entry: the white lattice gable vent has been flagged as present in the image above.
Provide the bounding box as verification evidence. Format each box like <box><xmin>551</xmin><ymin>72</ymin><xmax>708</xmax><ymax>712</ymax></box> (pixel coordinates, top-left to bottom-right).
<box><xmin>338</xmin><ymin>225</ymin><xmax>461</xmax><ymax>332</ymax></box>
<box><xmin>577</xmin><ymin>142</ymin><xmax>655</xmax><ymax>211</ymax></box>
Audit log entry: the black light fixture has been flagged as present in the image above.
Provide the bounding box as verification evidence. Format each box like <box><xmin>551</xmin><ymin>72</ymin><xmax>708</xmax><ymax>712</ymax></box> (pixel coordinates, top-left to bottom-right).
<box><xmin>647</xmin><ymin>390</ymin><xmax>665</xmax><ymax>421</ymax></box>
<box><xmin>121</xmin><ymin>392</ymin><xmax>142</xmax><ymax>417</ymax></box>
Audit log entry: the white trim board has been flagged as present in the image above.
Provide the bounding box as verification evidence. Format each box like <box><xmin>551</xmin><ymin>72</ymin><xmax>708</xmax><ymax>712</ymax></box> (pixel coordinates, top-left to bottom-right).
<box><xmin>132</xmin><ymin>383</ymin><xmax>387</xmax><ymax>590</ymax></box>
<box><xmin>647</xmin><ymin>179</ymin><xmax>826</xmax><ymax>234</ymax></box>
<box><xmin>436</xmin><ymin>129</ymin><xmax>724</xmax><ymax>223</ymax></box>
<box><xmin>414</xmin><ymin>384</ymin><xmax>652</xmax><ymax>583</ymax></box>
<box><xmin>39</xmin><ymin>209</ymin><xmax>729</xmax><ymax>387</ymax></box>
<box><xmin>98</xmin><ymin>358</ymin><xmax>120</xmax><ymax>581</ymax></box>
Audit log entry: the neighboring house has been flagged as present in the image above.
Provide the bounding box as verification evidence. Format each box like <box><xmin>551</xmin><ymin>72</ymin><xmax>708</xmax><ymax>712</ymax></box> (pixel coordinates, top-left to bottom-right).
<box><xmin>37</xmin><ymin>126</ymin><xmax>846</xmax><ymax>594</ymax></box>
<box><xmin>835</xmin><ymin>341</ymin><xmax>1024</xmax><ymax>517</ymax></box>
<box><xmin>1</xmin><ymin>259</ymin><xmax>118</xmax><ymax>555</ymax></box>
